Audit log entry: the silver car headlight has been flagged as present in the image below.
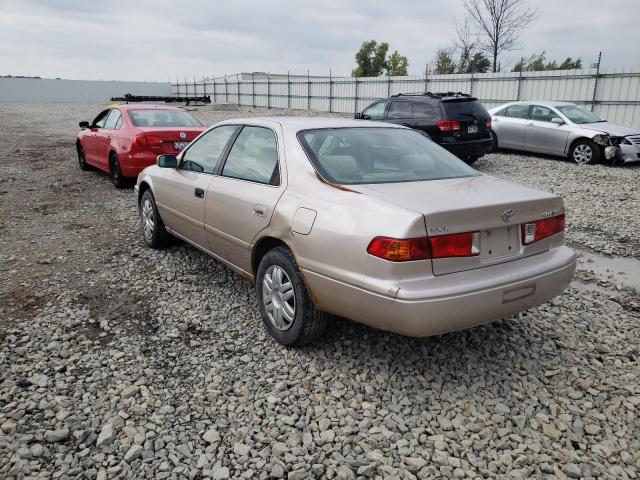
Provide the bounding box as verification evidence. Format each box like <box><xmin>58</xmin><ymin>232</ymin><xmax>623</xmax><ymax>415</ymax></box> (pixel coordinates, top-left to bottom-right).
<box><xmin>592</xmin><ymin>134</ymin><xmax>610</xmax><ymax>146</ymax></box>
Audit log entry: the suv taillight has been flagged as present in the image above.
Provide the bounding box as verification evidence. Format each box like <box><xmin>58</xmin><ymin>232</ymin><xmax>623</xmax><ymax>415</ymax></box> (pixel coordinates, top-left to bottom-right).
<box><xmin>521</xmin><ymin>214</ymin><xmax>565</xmax><ymax>245</ymax></box>
<box><xmin>485</xmin><ymin>117</ymin><xmax>492</xmax><ymax>129</ymax></box>
<box><xmin>367</xmin><ymin>231</ymin><xmax>480</xmax><ymax>261</ymax></box>
<box><xmin>436</xmin><ymin>120</ymin><xmax>461</xmax><ymax>133</ymax></box>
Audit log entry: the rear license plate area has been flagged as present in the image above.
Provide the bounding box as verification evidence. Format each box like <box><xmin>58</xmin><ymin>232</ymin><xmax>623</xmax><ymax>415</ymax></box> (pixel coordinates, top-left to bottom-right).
<box><xmin>174</xmin><ymin>141</ymin><xmax>189</xmax><ymax>151</ymax></box>
<box><xmin>480</xmin><ymin>226</ymin><xmax>518</xmax><ymax>259</ymax></box>
<box><xmin>467</xmin><ymin>124</ymin><xmax>478</xmax><ymax>134</ymax></box>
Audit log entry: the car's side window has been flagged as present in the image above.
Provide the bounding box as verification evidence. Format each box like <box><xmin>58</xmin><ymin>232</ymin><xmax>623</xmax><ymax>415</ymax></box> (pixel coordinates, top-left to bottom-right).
<box><xmin>180</xmin><ymin>125</ymin><xmax>237</xmax><ymax>174</ymax></box>
<box><xmin>362</xmin><ymin>102</ymin><xmax>386</xmax><ymax>120</ymax></box>
<box><xmin>494</xmin><ymin>107</ymin><xmax>508</xmax><ymax>117</ymax></box>
<box><xmin>530</xmin><ymin>105</ymin><xmax>556</xmax><ymax>122</ymax></box>
<box><xmin>103</xmin><ymin>109</ymin><xmax>122</xmax><ymax>130</ymax></box>
<box><xmin>412</xmin><ymin>102</ymin><xmax>437</xmax><ymax>119</ymax></box>
<box><xmin>92</xmin><ymin>109</ymin><xmax>111</xmax><ymax>128</ymax></box>
<box><xmin>222</xmin><ymin>126</ymin><xmax>279</xmax><ymax>186</ymax></box>
<box><xmin>505</xmin><ymin>104</ymin><xmax>530</xmax><ymax>119</ymax></box>
<box><xmin>387</xmin><ymin>101</ymin><xmax>412</xmax><ymax>119</ymax></box>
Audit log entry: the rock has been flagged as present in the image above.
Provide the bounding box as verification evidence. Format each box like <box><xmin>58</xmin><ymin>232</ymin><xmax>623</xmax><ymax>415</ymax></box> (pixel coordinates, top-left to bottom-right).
<box><xmin>563</xmin><ymin>463</ymin><xmax>582</xmax><ymax>479</ymax></box>
<box><xmin>1</xmin><ymin>420</ymin><xmax>17</xmax><ymax>434</ymax></box>
<box><xmin>96</xmin><ymin>424</ymin><xmax>114</xmax><ymax>448</ymax></box>
<box><xmin>211</xmin><ymin>466</ymin><xmax>230</xmax><ymax>479</ymax></box>
<box><xmin>270</xmin><ymin>464</ymin><xmax>285</xmax><ymax>478</ymax></box>
<box><xmin>337</xmin><ymin>465</ymin><xmax>355</xmax><ymax>479</ymax></box>
<box><xmin>203</xmin><ymin>428</ymin><xmax>221</xmax><ymax>443</ymax></box>
<box><xmin>233</xmin><ymin>442</ymin><xmax>251</xmax><ymax>456</ymax></box>
<box><xmin>30</xmin><ymin>444</ymin><xmax>44</xmax><ymax>457</ymax></box>
<box><xmin>44</xmin><ymin>428</ymin><xmax>69</xmax><ymax>443</ymax></box>
<box><xmin>404</xmin><ymin>457</ymin><xmax>428</xmax><ymax>471</ymax></box>
<box><xmin>124</xmin><ymin>445</ymin><xmax>143</xmax><ymax>463</ymax></box>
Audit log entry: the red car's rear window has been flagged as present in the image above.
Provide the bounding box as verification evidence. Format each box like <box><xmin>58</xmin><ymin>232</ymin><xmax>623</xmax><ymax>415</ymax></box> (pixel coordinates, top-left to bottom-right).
<box><xmin>128</xmin><ymin>110</ymin><xmax>202</xmax><ymax>128</ymax></box>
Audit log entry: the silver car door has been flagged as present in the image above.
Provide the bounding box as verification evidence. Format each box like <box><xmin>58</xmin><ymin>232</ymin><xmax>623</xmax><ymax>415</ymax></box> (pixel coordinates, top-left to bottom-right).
<box><xmin>205</xmin><ymin>125</ymin><xmax>286</xmax><ymax>273</ymax></box>
<box><xmin>524</xmin><ymin>105</ymin><xmax>570</xmax><ymax>155</ymax></box>
<box><xmin>494</xmin><ymin>104</ymin><xmax>529</xmax><ymax>148</ymax></box>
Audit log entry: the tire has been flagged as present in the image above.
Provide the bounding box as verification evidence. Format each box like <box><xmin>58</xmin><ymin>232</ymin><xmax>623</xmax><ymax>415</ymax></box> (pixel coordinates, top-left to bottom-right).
<box><xmin>569</xmin><ymin>139</ymin><xmax>600</xmax><ymax>165</ymax></box>
<box><xmin>77</xmin><ymin>143</ymin><xmax>90</xmax><ymax>171</ymax></box>
<box><xmin>109</xmin><ymin>154</ymin><xmax>127</xmax><ymax>188</ymax></box>
<box><xmin>465</xmin><ymin>156</ymin><xmax>479</xmax><ymax>165</ymax></box>
<box><xmin>489</xmin><ymin>130</ymin><xmax>498</xmax><ymax>152</ymax></box>
<box><xmin>256</xmin><ymin>246</ymin><xmax>328</xmax><ymax>346</ymax></box>
<box><xmin>140</xmin><ymin>190</ymin><xmax>170</xmax><ymax>249</ymax></box>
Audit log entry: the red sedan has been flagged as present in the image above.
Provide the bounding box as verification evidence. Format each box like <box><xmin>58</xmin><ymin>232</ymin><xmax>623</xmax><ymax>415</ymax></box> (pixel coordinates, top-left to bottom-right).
<box><xmin>76</xmin><ymin>104</ymin><xmax>205</xmax><ymax>187</ymax></box>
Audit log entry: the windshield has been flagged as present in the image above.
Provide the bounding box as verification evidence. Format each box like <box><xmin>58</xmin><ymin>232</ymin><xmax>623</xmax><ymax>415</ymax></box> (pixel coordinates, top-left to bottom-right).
<box><xmin>128</xmin><ymin>109</ymin><xmax>202</xmax><ymax>127</ymax></box>
<box><xmin>299</xmin><ymin>127</ymin><xmax>479</xmax><ymax>185</ymax></box>
<box><xmin>556</xmin><ymin>105</ymin><xmax>604</xmax><ymax>124</ymax></box>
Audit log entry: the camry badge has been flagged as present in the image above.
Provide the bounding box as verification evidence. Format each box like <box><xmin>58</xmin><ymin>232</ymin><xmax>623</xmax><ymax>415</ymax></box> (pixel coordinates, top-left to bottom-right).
<box><xmin>502</xmin><ymin>209</ymin><xmax>514</xmax><ymax>223</ymax></box>
<box><xmin>179</xmin><ymin>132</ymin><xmax>187</xmax><ymax>139</ymax></box>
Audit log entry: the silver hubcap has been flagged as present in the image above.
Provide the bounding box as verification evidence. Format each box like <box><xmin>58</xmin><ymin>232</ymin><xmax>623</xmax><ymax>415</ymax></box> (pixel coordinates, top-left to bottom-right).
<box><xmin>573</xmin><ymin>144</ymin><xmax>592</xmax><ymax>164</ymax></box>
<box><xmin>262</xmin><ymin>265</ymin><xmax>295</xmax><ymax>331</ymax></box>
<box><xmin>142</xmin><ymin>198</ymin><xmax>154</xmax><ymax>241</ymax></box>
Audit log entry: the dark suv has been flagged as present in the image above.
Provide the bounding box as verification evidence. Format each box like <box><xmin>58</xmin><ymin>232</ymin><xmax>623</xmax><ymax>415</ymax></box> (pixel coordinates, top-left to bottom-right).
<box><xmin>355</xmin><ymin>92</ymin><xmax>493</xmax><ymax>164</ymax></box>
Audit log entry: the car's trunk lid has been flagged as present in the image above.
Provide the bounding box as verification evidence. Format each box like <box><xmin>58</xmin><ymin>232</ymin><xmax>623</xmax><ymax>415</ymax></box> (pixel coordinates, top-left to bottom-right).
<box><xmin>137</xmin><ymin>127</ymin><xmax>204</xmax><ymax>154</ymax></box>
<box><xmin>351</xmin><ymin>175</ymin><xmax>564</xmax><ymax>275</ymax></box>
<box><xmin>442</xmin><ymin>98</ymin><xmax>491</xmax><ymax>140</ymax></box>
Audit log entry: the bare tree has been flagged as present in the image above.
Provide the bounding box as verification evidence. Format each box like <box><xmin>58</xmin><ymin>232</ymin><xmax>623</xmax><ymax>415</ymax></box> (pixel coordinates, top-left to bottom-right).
<box><xmin>464</xmin><ymin>0</ymin><xmax>538</xmax><ymax>72</ymax></box>
<box><xmin>454</xmin><ymin>19</ymin><xmax>476</xmax><ymax>74</ymax></box>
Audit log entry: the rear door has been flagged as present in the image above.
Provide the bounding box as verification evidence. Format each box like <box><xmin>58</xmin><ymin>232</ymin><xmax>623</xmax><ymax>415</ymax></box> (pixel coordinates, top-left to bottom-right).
<box><xmin>154</xmin><ymin>125</ymin><xmax>238</xmax><ymax>250</ymax></box>
<box><xmin>524</xmin><ymin>105</ymin><xmax>570</xmax><ymax>155</ymax></box>
<box><xmin>205</xmin><ymin>125</ymin><xmax>286</xmax><ymax>273</ymax></box>
<box><xmin>494</xmin><ymin>104</ymin><xmax>530</xmax><ymax>148</ymax></box>
<box><xmin>385</xmin><ymin>101</ymin><xmax>413</xmax><ymax>127</ymax></box>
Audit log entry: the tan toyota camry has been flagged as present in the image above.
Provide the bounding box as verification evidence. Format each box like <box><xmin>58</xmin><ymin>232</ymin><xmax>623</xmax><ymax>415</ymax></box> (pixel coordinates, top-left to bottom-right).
<box><xmin>134</xmin><ymin>117</ymin><xmax>576</xmax><ymax>346</ymax></box>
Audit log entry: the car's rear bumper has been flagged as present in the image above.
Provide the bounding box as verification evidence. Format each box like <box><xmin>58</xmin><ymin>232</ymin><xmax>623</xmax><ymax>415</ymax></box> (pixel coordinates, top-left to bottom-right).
<box><xmin>439</xmin><ymin>138</ymin><xmax>493</xmax><ymax>159</ymax></box>
<box><xmin>121</xmin><ymin>152</ymin><xmax>158</xmax><ymax>177</ymax></box>
<box><xmin>302</xmin><ymin>246</ymin><xmax>576</xmax><ymax>337</ymax></box>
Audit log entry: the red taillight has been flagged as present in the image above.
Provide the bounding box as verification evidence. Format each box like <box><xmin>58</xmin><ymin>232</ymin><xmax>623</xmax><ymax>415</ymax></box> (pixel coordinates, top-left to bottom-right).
<box><xmin>485</xmin><ymin>117</ymin><xmax>492</xmax><ymax>129</ymax></box>
<box><xmin>367</xmin><ymin>231</ymin><xmax>480</xmax><ymax>262</ymax></box>
<box><xmin>521</xmin><ymin>214</ymin><xmax>565</xmax><ymax>245</ymax></box>
<box><xmin>436</xmin><ymin>120</ymin><xmax>461</xmax><ymax>133</ymax></box>
<box><xmin>145</xmin><ymin>134</ymin><xmax>163</xmax><ymax>148</ymax></box>
<box><xmin>367</xmin><ymin>237</ymin><xmax>431</xmax><ymax>262</ymax></box>
<box><xmin>132</xmin><ymin>133</ymin><xmax>147</xmax><ymax>147</ymax></box>
<box><xmin>429</xmin><ymin>231</ymin><xmax>480</xmax><ymax>258</ymax></box>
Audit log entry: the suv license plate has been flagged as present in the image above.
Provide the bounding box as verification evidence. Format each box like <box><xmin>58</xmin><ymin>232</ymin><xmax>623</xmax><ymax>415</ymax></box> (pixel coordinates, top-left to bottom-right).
<box><xmin>467</xmin><ymin>124</ymin><xmax>478</xmax><ymax>134</ymax></box>
<box><xmin>174</xmin><ymin>141</ymin><xmax>189</xmax><ymax>151</ymax></box>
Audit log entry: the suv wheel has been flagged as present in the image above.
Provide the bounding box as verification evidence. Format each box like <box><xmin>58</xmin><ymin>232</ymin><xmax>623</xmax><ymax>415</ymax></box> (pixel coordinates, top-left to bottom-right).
<box><xmin>256</xmin><ymin>246</ymin><xmax>328</xmax><ymax>346</ymax></box>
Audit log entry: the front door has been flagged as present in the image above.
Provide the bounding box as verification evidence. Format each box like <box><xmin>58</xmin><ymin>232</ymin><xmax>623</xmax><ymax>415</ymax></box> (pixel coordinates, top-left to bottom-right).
<box><xmin>524</xmin><ymin>105</ymin><xmax>570</xmax><ymax>155</ymax></box>
<box><xmin>154</xmin><ymin>124</ymin><xmax>239</xmax><ymax>249</ymax></box>
<box><xmin>205</xmin><ymin>125</ymin><xmax>285</xmax><ymax>273</ymax></box>
<box><xmin>83</xmin><ymin>109</ymin><xmax>110</xmax><ymax>166</ymax></box>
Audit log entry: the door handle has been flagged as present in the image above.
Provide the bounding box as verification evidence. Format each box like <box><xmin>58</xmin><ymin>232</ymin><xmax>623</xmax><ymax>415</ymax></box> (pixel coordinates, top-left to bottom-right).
<box><xmin>194</xmin><ymin>188</ymin><xmax>204</xmax><ymax>198</ymax></box>
<box><xmin>253</xmin><ymin>204</ymin><xmax>267</xmax><ymax>217</ymax></box>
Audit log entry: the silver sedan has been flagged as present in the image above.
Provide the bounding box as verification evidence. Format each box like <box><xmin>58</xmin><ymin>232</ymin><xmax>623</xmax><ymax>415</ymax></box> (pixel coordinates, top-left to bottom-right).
<box><xmin>135</xmin><ymin>117</ymin><xmax>575</xmax><ymax>346</ymax></box>
<box><xmin>488</xmin><ymin>101</ymin><xmax>640</xmax><ymax>165</ymax></box>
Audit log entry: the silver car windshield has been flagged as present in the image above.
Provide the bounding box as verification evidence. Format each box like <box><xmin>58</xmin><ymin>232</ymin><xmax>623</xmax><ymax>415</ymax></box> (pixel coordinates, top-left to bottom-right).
<box><xmin>556</xmin><ymin>105</ymin><xmax>604</xmax><ymax>124</ymax></box>
<box><xmin>299</xmin><ymin>128</ymin><xmax>479</xmax><ymax>185</ymax></box>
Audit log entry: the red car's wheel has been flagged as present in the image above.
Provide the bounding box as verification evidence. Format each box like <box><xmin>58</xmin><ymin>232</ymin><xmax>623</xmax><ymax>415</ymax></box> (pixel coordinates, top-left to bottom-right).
<box><xmin>109</xmin><ymin>153</ymin><xmax>127</xmax><ymax>188</ymax></box>
<box><xmin>77</xmin><ymin>143</ymin><xmax>90</xmax><ymax>171</ymax></box>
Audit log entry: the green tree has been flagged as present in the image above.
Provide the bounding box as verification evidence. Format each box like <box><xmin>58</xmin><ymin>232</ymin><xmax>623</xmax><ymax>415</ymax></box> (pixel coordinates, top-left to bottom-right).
<box><xmin>433</xmin><ymin>48</ymin><xmax>456</xmax><ymax>74</ymax></box>
<box><xmin>352</xmin><ymin>40</ymin><xmax>389</xmax><ymax>77</ymax></box>
<box><xmin>466</xmin><ymin>52</ymin><xmax>491</xmax><ymax>73</ymax></box>
<box><xmin>387</xmin><ymin>50</ymin><xmax>409</xmax><ymax>76</ymax></box>
<box><xmin>512</xmin><ymin>52</ymin><xmax>583</xmax><ymax>72</ymax></box>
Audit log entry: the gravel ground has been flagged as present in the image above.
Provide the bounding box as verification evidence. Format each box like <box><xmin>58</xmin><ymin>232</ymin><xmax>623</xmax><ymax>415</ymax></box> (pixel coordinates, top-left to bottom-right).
<box><xmin>0</xmin><ymin>102</ymin><xmax>639</xmax><ymax>480</ymax></box>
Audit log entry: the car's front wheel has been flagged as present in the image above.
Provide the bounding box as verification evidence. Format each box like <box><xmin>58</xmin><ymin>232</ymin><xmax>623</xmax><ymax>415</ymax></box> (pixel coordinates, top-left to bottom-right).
<box><xmin>256</xmin><ymin>246</ymin><xmax>328</xmax><ymax>346</ymax></box>
<box><xmin>140</xmin><ymin>190</ymin><xmax>169</xmax><ymax>249</ymax></box>
<box><xmin>569</xmin><ymin>139</ymin><xmax>600</xmax><ymax>165</ymax></box>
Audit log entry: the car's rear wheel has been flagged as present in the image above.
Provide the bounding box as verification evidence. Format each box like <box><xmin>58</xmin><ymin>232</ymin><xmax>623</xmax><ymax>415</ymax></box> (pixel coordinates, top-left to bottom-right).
<box><xmin>77</xmin><ymin>143</ymin><xmax>90</xmax><ymax>171</ymax></box>
<box><xmin>140</xmin><ymin>190</ymin><xmax>169</xmax><ymax>249</ymax></box>
<box><xmin>465</xmin><ymin>156</ymin><xmax>479</xmax><ymax>165</ymax></box>
<box><xmin>109</xmin><ymin>153</ymin><xmax>127</xmax><ymax>188</ymax></box>
<box><xmin>489</xmin><ymin>130</ymin><xmax>498</xmax><ymax>152</ymax></box>
<box><xmin>569</xmin><ymin>139</ymin><xmax>600</xmax><ymax>165</ymax></box>
<box><xmin>256</xmin><ymin>246</ymin><xmax>328</xmax><ymax>346</ymax></box>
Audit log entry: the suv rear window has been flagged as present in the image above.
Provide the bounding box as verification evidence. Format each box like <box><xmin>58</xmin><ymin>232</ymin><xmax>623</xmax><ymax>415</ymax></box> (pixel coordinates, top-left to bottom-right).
<box><xmin>443</xmin><ymin>99</ymin><xmax>489</xmax><ymax>118</ymax></box>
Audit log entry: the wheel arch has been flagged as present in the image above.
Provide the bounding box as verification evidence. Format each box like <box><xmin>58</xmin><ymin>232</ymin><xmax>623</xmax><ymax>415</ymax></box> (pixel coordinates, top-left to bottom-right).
<box><xmin>251</xmin><ymin>236</ymin><xmax>290</xmax><ymax>276</ymax></box>
<box><xmin>567</xmin><ymin>136</ymin><xmax>596</xmax><ymax>156</ymax></box>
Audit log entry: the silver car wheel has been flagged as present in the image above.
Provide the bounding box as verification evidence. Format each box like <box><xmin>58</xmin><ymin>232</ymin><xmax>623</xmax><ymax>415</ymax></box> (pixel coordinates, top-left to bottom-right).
<box><xmin>262</xmin><ymin>265</ymin><xmax>296</xmax><ymax>331</ymax></box>
<box><xmin>141</xmin><ymin>198</ymin><xmax>155</xmax><ymax>242</ymax></box>
<box><xmin>573</xmin><ymin>144</ymin><xmax>592</xmax><ymax>164</ymax></box>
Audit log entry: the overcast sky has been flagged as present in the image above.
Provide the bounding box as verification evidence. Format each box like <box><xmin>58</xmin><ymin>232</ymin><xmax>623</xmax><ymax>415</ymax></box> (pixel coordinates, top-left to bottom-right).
<box><xmin>1</xmin><ymin>0</ymin><xmax>639</xmax><ymax>81</ymax></box>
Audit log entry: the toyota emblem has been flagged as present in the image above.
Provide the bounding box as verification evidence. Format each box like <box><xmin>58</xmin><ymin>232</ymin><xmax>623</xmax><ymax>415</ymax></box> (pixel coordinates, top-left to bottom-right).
<box><xmin>179</xmin><ymin>132</ymin><xmax>187</xmax><ymax>139</ymax></box>
<box><xmin>502</xmin><ymin>209</ymin><xmax>514</xmax><ymax>223</ymax></box>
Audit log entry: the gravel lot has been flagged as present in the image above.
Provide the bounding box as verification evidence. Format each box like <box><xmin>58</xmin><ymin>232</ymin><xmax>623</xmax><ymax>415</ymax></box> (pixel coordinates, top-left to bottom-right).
<box><xmin>1</xmin><ymin>102</ymin><xmax>638</xmax><ymax>480</ymax></box>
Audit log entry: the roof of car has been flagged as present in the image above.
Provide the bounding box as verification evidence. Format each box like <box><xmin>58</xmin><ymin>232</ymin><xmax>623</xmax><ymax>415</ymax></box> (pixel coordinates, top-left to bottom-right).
<box><xmin>502</xmin><ymin>100</ymin><xmax>576</xmax><ymax>108</ymax></box>
<box><xmin>112</xmin><ymin>103</ymin><xmax>187</xmax><ymax>111</ymax></box>
<box><xmin>215</xmin><ymin>116</ymin><xmax>407</xmax><ymax>131</ymax></box>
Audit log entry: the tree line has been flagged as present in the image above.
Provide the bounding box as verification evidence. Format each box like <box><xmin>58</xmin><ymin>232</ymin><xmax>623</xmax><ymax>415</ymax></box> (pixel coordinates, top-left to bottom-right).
<box><xmin>352</xmin><ymin>0</ymin><xmax>583</xmax><ymax>77</ymax></box>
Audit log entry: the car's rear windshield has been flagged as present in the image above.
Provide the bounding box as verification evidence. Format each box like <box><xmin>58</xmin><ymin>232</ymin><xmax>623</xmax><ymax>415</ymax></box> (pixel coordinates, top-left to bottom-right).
<box><xmin>443</xmin><ymin>99</ymin><xmax>489</xmax><ymax>118</ymax></box>
<box><xmin>298</xmin><ymin>127</ymin><xmax>479</xmax><ymax>185</ymax></box>
<box><xmin>128</xmin><ymin>109</ymin><xmax>202</xmax><ymax>127</ymax></box>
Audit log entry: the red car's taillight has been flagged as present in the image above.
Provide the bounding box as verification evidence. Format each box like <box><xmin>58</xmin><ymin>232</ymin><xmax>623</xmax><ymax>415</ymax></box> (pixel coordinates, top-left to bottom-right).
<box><xmin>485</xmin><ymin>117</ymin><xmax>492</xmax><ymax>129</ymax></box>
<box><xmin>132</xmin><ymin>133</ymin><xmax>163</xmax><ymax>149</ymax></box>
<box><xmin>436</xmin><ymin>120</ymin><xmax>461</xmax><ymax>133</ymax></box>
<box><xmin>521</xmin><ymin>214</ymin><xmax>565</xmax><ymax>245</ymax></box>
<box><xmin>367</xmin><ymin>231</ymin><xmax>480</xmax><ymax>262</ymax></box>
<box><xmin>132</xmin><ymin>133</ymin><xmax>148</xmax><ymax>147</ymax></box>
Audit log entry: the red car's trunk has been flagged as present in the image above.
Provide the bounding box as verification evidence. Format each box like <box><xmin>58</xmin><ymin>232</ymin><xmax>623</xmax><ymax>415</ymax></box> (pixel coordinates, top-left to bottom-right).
<box><xmin>136</xmin><ymin>127</ymin><xmax>204</xmax><ymax>154</ymax></box>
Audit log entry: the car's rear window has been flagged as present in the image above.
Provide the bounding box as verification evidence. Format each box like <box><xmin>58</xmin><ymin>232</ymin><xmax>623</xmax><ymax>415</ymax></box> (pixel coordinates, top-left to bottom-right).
<box><xmin>299</xmin><ymin>127</ymin><xmax>479</xmax><ymax>185</ymax></box>
<box><xmin>443</xmin><ymin>99</ymin><xmax>489</xmax><ymax>118</ymax></box>
<box><xmin>128</xmin><ymin>109</ymin><xmax>202</xmax><ymax>127</ymax></box>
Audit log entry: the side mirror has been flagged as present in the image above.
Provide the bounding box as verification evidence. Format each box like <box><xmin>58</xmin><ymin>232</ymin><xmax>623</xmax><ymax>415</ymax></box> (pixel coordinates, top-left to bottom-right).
<box><xmin>551</xmin><ymin>117</ymin><xmax>564</xmax><ymax>125</ymax></box>
<box><xmin>354</xmin><ymin>113</ymin><xmax>362</xmax><ymax>119</ymax></box>
<box><xmin>157</xmin><ymin>154</ymin><xmax>178</xmax><ymax>168</ymax></box>
<box><xmin>79</xmin><ymin>121</ymin><xmax>90</xmax><ymax>129</ymax></box>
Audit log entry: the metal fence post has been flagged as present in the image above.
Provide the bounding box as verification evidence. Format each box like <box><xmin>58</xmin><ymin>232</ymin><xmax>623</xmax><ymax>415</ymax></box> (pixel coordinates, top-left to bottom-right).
<box><xmin>591</xmin><ymin>51</ymin><xmax>602</xmax><ymax>112</ymax></box>
<box><xmin>251</xmin><ymin>73</ymin><xmax>255</xmax><ymax>108</ymax></box>
<box><xmin>307</xmin><ymin>70</ymin><xmax>311</xmax><ymax>110</ymax></box>
<box><xmin>516</xmin><ymin>71</ymin><xmax>522</xmax><ymax>101</ymax></box>
<box><xmin>224</xmin><ymin>75</ymin><xmax>228</xmax><ymax>103</ymax></box>
<box><xmin>469</xmin><ymin>74</ymin><xmax>474</xmax><ymax>96</ymax></box>
<box><xmin>287</xmin><ymin>71</ymin><xmax>291</xmax><ymax>109</ymax></box>
<box><xmin>424</xmin><ymin>64</ymin><xmax>428</xmax><ymax>93</ymax></box>
<box><xmin>387</xmin><ymin>75</ymin><xmax>391</xmax><ymax>97</ymax></box>
<box><xmin>329</xmin><ymin>69</ymin><xmax>333</xmax><ymax>113</ymax></box>
<box><xmin>354</xmin><ymin>77</ymin><xmax>359</xmax><ymax>114</ymax></box>
<box><xmin>184</xmin><ymin>77</ymin><xmax>187</xmax><ymax>96</ymax></box>
<box><xmin>212</xmin><ymin>75</ymin><xmax>216</xmax><ymax>104</ymax></box>
<box><xmin>267</xmin><ymin>73</ymin><xmax>271</xmax><ymax>109</ymax></box>
<box><xmin>193</xmin><ymin>76</ymin><xmax>197</xmax><ymax>97</ymax></box>
<box><xmin>237</xmin><ymin>77</ymin><xmax>241</xmax><ymax>106</ymax></box>
<box><xmin>202</xmin><ymin>75</ymin><xmax>206</xmax><ymax>100</ymax></box>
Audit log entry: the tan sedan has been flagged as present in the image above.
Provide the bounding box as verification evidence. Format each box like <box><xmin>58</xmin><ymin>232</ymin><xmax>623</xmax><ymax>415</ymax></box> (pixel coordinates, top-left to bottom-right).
<box><xmin>134</xmin><ymin>117</ymin><xmax>576</xmax><ymax>346</ymax></box>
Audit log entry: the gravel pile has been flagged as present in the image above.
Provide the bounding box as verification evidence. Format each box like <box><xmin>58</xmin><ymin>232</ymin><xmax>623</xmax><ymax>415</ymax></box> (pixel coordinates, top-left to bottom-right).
<box><xmin>0</xmin><ymin>103</ymin><xmax>638</xmax><ymax>479</ymax></box>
